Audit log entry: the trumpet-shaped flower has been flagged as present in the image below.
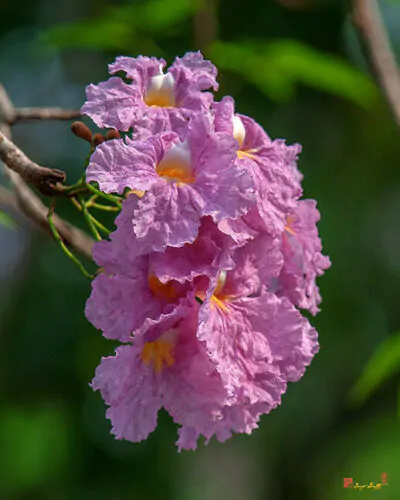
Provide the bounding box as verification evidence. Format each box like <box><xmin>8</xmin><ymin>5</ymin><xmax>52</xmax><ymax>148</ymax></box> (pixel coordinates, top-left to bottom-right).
<box><xmin>277</xmin><ymin>200</ymin><xmax>331</xmax><ymax>315</ymax></box>
<box><xmin>82</xmin><ymin>52</ymin><xmax>218</xmax><ymax>138</ymax></box>
<box><xmin>85</xmin><ymin>198</ymin><xmax>243</xmax><ymax>341</ymax></box>
<box><xmin>213</xmin><ymin>96</ymin><xmax>302</xmax><ymax>237</ymax></box>
<box><xmin>92</xmin><ymin>299</ymin><xmax>229</xmax><ymax>449</ymax></box>
<box><xmin>197</xmin><ymin>239</ymin><xmax>318</xmax><ymax>401</ymax></box>
<box><xmin>86</xmin><ymin>114</ymin><xmax>255</xmax><ymax>253</ymax></box>
<box><xmin>84</xmin><ymin>51</ymin><xmax>330</xmax><ymax>451</ymax></box>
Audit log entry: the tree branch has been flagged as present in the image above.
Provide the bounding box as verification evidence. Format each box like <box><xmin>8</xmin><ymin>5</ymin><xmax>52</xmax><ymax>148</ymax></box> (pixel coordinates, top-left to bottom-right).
<box><xmin>0</xmin><ymin>83</ymin><xmax>94</xmax><ymax>259</ymax></box>
<box><xmin>0</xmin><ymin>132</ymin><xmax>66</xmax><ymax>194</ymax></box>
<box><xmin>353</xmin><ymin>0</ymin><xmax>400</xmax><ymax>128</ymax></box>
<box><xmin>0</xmin><ymin>185</ymin><xmax>19</xmax><ymax>212</ymax></box>
<box><xmin>11</xmin><ymin>107</ymin><xmax>81</xmax><ymax>124</ymax></box>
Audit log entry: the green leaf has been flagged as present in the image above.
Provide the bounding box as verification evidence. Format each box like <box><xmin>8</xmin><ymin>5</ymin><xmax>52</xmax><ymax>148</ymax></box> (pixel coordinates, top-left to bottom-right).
<box><xmin>41</xmin><ymin>19</ymin><xmax>134</xmax><ymax>51</ymax></box>
<box><xmin>0</xmin><ymin>405</ymin><xmax>70</xmax><ymax>494</ymax></box>
<box><xmin>211</xmin><ymin>39</ymin><xmax>378</xmax><ymax>107</ymax></box>
<box><xmin>398</xmin><ymin>382</ymin><xmax>400</xmax><ymax>419</ymax></box>
<box><xmin>0</xmin><ymin>209</ymin><xmax>17</xmax><ymax>229</ymax></box>
<box><xmin>134</xmin><ymin>0</ymin><xmax>201</xmax><ymax>32</ymax></box>
<box><xmin>42</xmin><ymin>0</ymin><xmax>201</xmax><ymax>52</ymax></box>
<box><xmin>349</xmin><ymin>331</ymin><xmax>400</xmax><ymax>407</ymax></box>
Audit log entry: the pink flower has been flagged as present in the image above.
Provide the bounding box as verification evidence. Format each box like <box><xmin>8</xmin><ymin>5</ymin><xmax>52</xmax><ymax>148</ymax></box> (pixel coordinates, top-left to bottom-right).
<box><xmin>85</xmin><ymin>261</ymin><xmax>190</xmax><ymax>343</ymax></box>
<box><xmin>82</xmin><ymin>52</ymin><xmax>218</xmax><ymax>138</ymax></box>
<box><xmin>178</xmin><ymin>271</ymin><xmax>318</xmax><ymax>449</ymax></box>
<box><xmin>86</xmin><ymin>114</ymin><xmax>255</xmax><ymax>253</ymax></box>
<box><xmin>92</xmin><ymin>299</ymin><xmax>229</xmax><ymax>449</ymax></box>
<box><xmin>83</xmin><ymin>52</ymin><xmax>330</xmax><ymax>450</ymax></box>
<box><xmin>213</xmin><ymin>96</ymin><xmax>302</xmax><ymax>237</ymax></box>
<box><xmin>197</xmin><ymin>238</ymin><xmax>318</xmax><ymax>405</ymax></box>
<box><xmin>277</xmin><ymin>199</ymin><xmax>331</xmax><ymax>315</ymax></box>
<box><xmin>85</xmin><ymin>196</ymin><xmax>193</xmax><ymax>341</ymax></box>
<box><xmin>85</xmin><ymin>198</ymin><xmax>241</xmax><ymax>342</ymax></box>
<box><xmin>150</xmin><ymin>216</ymin><xmax>237</xmax><ymax>284</ymax></box>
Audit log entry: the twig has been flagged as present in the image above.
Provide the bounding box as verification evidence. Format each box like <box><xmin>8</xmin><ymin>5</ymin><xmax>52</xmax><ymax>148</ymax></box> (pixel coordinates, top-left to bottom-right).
<box><xmin>0</xmin><ymin>132</ymin><xmax>66</xmax><ymax>194</ymax></box>
<box><xmin>0</xmin><ymin>85</ymin><xmax>15</xmax><ymax>127</ymax></box>
<box><xmin>193</xmin><ymin>0</ymin><xmax>218</xmax><ymax>54</ymax></box>
<box><xmin>89</xmin><ymin>202</ymin><xmax>120</xmax><ymax>212</ymax></box>
<box><xmin>79</xmin><ymin>195</ymin><xmax>102</xmax><ymax>241</ymax></box>
<box><xmin>86</xmin><ymin>182</ymin><xmax>123</xmax><ymax>205</ymax></box>
<box><xmin>7</xmin><ymin>167</ymin><xmax>94</xmax><ymax>258</ymax></box>
<box><xmin>0</xmin><ymin>83</ymin><xmax>94</xmax><ymax>260</ymax></box>
<box><xmin>0</xmin><ymin>184</ymin><xmax>19</xmax><ymax>212</ymax></box>
<box><xmin>11</xmin><ymin>107</ymin><xmax>81</xmax><ymax>124</ymax></box>
<box><xmin>47</xmin><ymin>199</ymin><xmax>94</xmax><ymax>279</ymax></box>
<box><xmin>89</xmin><ymin>215</ymin><xmax>111</xmax><ymax>236</ymax></box>
<box><xmin>71</xmin><ymin>195</ymin><xmax>111</xmax><ymax>238</ymax></box>
<box><xmin>353</xmin><ymin>0</ymin><xmax>400</xmax><ymax>128</ymax></box>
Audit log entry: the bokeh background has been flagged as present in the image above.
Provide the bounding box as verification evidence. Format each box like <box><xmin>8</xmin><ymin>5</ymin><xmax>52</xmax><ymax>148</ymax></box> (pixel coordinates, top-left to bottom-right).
<box><xmin>1</xmin><ymin>0</ymin><xmax>400</xmax><ymax>498</ymax></box>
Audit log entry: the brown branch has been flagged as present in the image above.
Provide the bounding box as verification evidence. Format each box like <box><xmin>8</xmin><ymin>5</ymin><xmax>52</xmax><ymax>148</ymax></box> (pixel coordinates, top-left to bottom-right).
<box><xmin>0</xmin><ymin>86</ymin><xmax>81</xmax><ymax>125</ymax></box>
<box><xmin>193</xmin><ymin>0</ymin><xmax>218</xmax><ymax>54</ymax></box>
<box><xmin>0</xmin><ymin>184</ymin><xmax>19</xmax><ymax>212</ymax></box>
<box><xmin>3</xmin><ymin>168</ymin><xmax>93</xmax><ymax>256</ymax></box>
<box><xmin>353</xmin><ymin>0</ymin><xmax>400</xmax><ymax>128</ymax></box>
<box><xmin>0</xmin><ymin>84</ymin><xmax>94</xmax><ymax>259</ymax></box>
<box><xmin>0</xmin><ymin>132</ymin><xmax>66</xmax><ymax>194</ymax></box>
<box><xmin>11</xmin><ymin>107</ymin><xmax>81</xmax><ymax>124</ymax></box>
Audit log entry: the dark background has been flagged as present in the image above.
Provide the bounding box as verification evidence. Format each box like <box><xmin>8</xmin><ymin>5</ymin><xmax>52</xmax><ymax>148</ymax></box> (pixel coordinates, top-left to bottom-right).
<box><xmin>1</xmin><ymin>0</ymin><xmax>399</xmax><ymax>498</ymax></box>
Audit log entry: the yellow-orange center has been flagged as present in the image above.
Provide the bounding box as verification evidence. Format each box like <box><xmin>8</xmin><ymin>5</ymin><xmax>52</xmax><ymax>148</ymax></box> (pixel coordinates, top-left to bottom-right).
<box><xmin>144</xmin><ymin>90</ymin><xmax>175</xmax><ymax>108</ymax></box>
<box><xmin>210</xmin><ymin>294</ymin><xmax>230</xmax><ymax>312</ymax></box>
<box><xmin>210</xmin><ymin>270</ymin><xmax>232</xmax><ymax>312</ymax></box>
<box><xmin>156</xmin><ymin>161</ymin><xmax>193</xmax><ymax>183</ymax></box>
<box><xmin>148</xmin><ymin>274</ymin><xmax>179</xmax><ymax>301</ymax></box>
<box><xmin>156</xmin><ymin>145</ymin><xmax>194</xmax><ymax>184</ymax></box>
<box><xmin>232</xmin><ymin>115</ymin><xmax>261</xmax><ymax>161</ymax></box>
<box><xmin>237</xmin><ymin>149</ymin><xmax>258</xmax><ymax>161</ymax></box>
<box><xmin>141</xmin><ymin>337</ymin><xmax>175</xmax><ymax>373</ymax></box>
<box><xmin>284</xmin><ymin>214</ymin><xmax>296</xmax><ymax>235</ymax></box>
<box><xmin>144</xmin><ymin>73</ymin><xmax>176</xmax><ymax>108</ymax></box>
<box><xmin>284</xmin><ymin>225</ymin><xmax>296</xmax><ymax>236</ymax></box>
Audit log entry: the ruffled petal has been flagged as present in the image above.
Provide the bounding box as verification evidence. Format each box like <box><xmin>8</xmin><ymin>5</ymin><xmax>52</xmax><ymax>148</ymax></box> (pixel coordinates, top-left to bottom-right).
<box><xmin>172</xmin><ymin>51</ymin><xmax>218</xmax><ymax>92</ymax></box>
<box><xmin>86</xmin><ymin>274</ymin><xmax>139</xmax><ymax>341</ymax></box>
<box><xmin>134</xmin><ymin>182</ymin><xmax>201</xmax><ymax>252</ymax></box>
<box><xmin>150</xmin><ymin>216</ymin><xmax>236</xmax><ymax>283</ymax></box>
<box><xmin>81</xmin><ymin>78</ymin><xmax>138</xmax><ymax>131</ymax></box>
<box><xmin>92</xmin><ymin>345</ymin><xmax>162</xmax><ymax>442</ymax></box>
<box><xmin>277</xmin><ymin>199</ymin><xmax>331</xmax><ymax>314</ymax></box>
<box><xmin>109</xmin><ymin>55</ymin><xmax>164</xmax><ymax>82</ymax></box>
<box><xmin>197</xmin><ymin>289</ymin><xmax>318</xmax><ymax>403</ymax></box>
<box><xmin>86</xmin><ymin>133</ymin><xmax>177</xmax><ymax>194</ymax></box>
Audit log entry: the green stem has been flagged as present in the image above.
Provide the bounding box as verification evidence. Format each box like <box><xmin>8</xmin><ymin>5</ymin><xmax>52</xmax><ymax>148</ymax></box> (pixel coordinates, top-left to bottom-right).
<box><xmin>70</xmin><ymin>196</ymin><xmax>82</xmax><ymax>211</ymax></box>
<box><xmin>86</xmin><ymin>183</ymin><xmax>123</xmax><ymax>205</ymax></box>
<box><xmin>89</xmin><ymin>202</ymin><xmax>121</xmax><ymax>212</ymax></box>
<box><xmin>71</xmin><ymin>195</ymin><xmax>112</xmax><ymax>236</ymax></box>
<box><xmin>47</xmin><ymin>199</ymin><xmax>94</xmax><ymax>279</ymax></box>
<box><xmin>57</xmin><ymin>177</ymin><xmax>87</xmax><ymax>196</ymax></box>
<box><xmin>79</xmin><ymin>195</ymin><xmax>101</xmax><ymax>241</ymax></box>
<box><xmin>85</xmin><ymin>195</ymin><xmax>99</xmax><ymax>208</ymax></box>
<box><xmin>89</xmin><ymin>214</ymin><xmax>111</xmax><ymax>235</ymax></box>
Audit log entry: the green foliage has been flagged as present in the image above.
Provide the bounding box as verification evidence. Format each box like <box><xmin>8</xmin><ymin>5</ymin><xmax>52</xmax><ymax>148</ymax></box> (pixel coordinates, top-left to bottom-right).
<box><xmin>349</xmin><ymin>331</ymin><xmax>400</xmax><ymax>407</ymax></box>
<box><xmin>312</xmin><ymin>414</ymin><xmax>400</xmax><ymax>499</ymax></box>
<box><xmin>41</xmin><ymin>0</ymin><xmax>201</xmax><ymax>52</ymax></box>
<box><xmin>0</xmin><ymin>209</ymin><xmax>16</xmax><ymax>229</ymax></box>
<box><xmin>42</xmin><ymin>19</ymin><xmax>133</xmax><ymax>52</ymax></box>
<box><xmin>211</xmin><ymin>39</ymin><xmax>378</xmax><ymax>107</ymax></box>
<box><xmin>0</xmin><ymin>405</ymin><xmax>70</xmax><ymax>494</ymax></box>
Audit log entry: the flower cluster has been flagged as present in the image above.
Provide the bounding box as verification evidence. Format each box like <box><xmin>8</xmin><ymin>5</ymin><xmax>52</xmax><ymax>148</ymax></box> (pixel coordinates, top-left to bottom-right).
<box><xmin>83</xmin><ymin>52</ymin><xmax>330</xmax><ymax>450</ymax></box>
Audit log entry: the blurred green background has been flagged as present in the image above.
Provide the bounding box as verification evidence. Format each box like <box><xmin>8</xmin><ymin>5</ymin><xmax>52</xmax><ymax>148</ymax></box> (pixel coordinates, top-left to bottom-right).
<box><xmin>1</xmin><ymin>0</ymin><xmax>400</xmax><ymax>498</ymax></box>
